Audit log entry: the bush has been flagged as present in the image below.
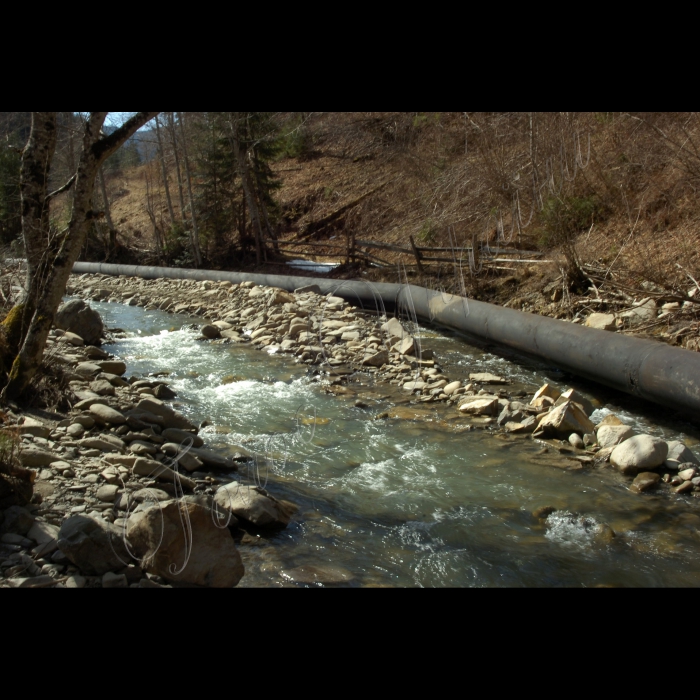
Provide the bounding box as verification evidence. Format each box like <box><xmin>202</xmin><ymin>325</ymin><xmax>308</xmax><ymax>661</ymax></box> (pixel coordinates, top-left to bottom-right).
<box><xmin>537</xmin><ymin>196</ymin><xmax>608</xmax><ymax>248</ymax></box>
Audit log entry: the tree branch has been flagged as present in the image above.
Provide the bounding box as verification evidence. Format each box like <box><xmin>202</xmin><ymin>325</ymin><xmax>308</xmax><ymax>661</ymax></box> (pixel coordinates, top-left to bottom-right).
<box><xmin>92</xmin><ymin>112</ymin><xmax>161</xmax><ymax>164</ymax></box>
<box><xmin>45</xmin><ymin>174</ymin><xmax>76</xmax><ymax>201</ymax></box>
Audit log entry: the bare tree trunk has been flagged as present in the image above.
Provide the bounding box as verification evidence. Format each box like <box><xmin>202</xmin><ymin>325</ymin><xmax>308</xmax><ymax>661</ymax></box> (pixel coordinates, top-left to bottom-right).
<box><xmin>154</xmin><ymin>115</ymin><xmax>176</xmax><ymax>228</ymax></box>
<box><xmin>98</xmin><ymin>166</ymin><xmax>116</xmax><ymax>257</ymax></box>
<box><xmin>229</xmin><ymin>114</ymin><xmax>263</xmax><ymax>266</ymax></box>
<box><xmin>176</xmin><ymin>112</ymin><xmax>202</xmax><ymax>267</ymax></box>
<box><xmin>166</xmin><ymin>112</ymin><xmax>188</xmax><ymax>221</ymax></box>
<box><xmin>4</xmin><ymin>111</ymin><xmax>160</xmax><ymax>399</ymax></box>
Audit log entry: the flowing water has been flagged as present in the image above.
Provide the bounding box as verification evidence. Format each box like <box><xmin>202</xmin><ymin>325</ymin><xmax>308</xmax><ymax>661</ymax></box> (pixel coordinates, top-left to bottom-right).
<box><xmin>91</xmin><ymin>300</ymin><xmax>700</xmax><ymax>588</ymax></box>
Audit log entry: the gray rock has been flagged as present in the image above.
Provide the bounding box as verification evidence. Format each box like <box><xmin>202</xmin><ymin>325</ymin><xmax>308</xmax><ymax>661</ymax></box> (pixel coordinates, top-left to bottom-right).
<box><xmin>19</xmin><ymin>418</ymin><xmax>51</xmax><ymax>439</ymax></box>
<box><xmin>96</xmin><ymin>361</ymin><xmax>127</xmax><ymax>376</ymax></box>
<box><xmin>27</xmin><ymin>521</ymin><xmax>60</xmax><ymax>546</ymax></box>
<box><xmin>55</xmin><ymin>300</ymin><xmax>104</xmax><ymax>346</ymax></box>
<box><xmin>569</xmin><ymin>434</ymin><xmax>585</xmax><ymax>450</ymax></box>
<box><xmin>75</xmin><ymin>362</ymin><xmax>103</xmax><ymax>377</ymax></box>
<box><xmin>102</xmin><ymin>572</ymin><xmax>128</xmax><ymax>588</ymax></box>
<box><xmin>631</xmin><ymin>472</ymin><xmax>661</xmax><ymax>493</ymax></box>
<box><xmin>6</xmin><ymin>576</ymin><xmax>58</xmax><ymax>588</ymax></box>
<box><xmin>611</xmin><ymin>435</ymin><xmax>669</xmax><ymax>476</ymax></box>
<box><xmin>469</xmin><ymin>373</ymin><xmax>508</xmax><ymax>385</ymax></box>
<box><xmin>282</xmin><ymin>565</ymin><xmax>355</xmax><ymax>586</ymax></box>
<box><xmin>200</xmin><ymin>325</ymin><xmax>221</xmax><ymax>340</ymax></box>
<box><xmin>90</xmin><ymin>404</ymin><xmax>127</xmax><ymax>426</ymax></box>
<box><xmin>214</xmin><ymin>483</ymin><xmax>293</xmax><ymax>529</ymax></box>
<box><xmin>65</xmin><ymin>575</ymin><xmax>86</xmax><ymax>589</ymax></box>
<box><xmin>666</xmin><ymin>441</ymin><xmax>700</xmax><ymax>470</ymax></box>
<box><xmin>128</xmin><ymin>441</ymin><xmax>158</xmax><ymax>456</ymax></box>
<box><xmin>20</xmin><ymin>448</ymin><xmax>60</xmax><ymax>468</ymax></box>
<box><xmin>132</xmin><ymin>458</ymin><xmax>196</xmax><ymax>491</ymax></box>
<box><xmin>57</xmin><ymin>516</ymin><xmax>132</xmax><ymax>576</ymax></box>
<box><xmin>136</xmin><ymin>399</ymin><xmax>197</xmax><ymax>432</ymax></box>
<box><xmin>161</xmin><ymin>429</ymin><xmax>204</xmax><ymax>449</ymax></box>
<box><xmin>89</xmin><ymin>380</ymin><xmax>116</xmax><ymax>397</ymax></box>
<box><xmin>534</xmin><ymin>401</ymin><xmax>596</xmax><ymax>438</ymax></box>
<box><xmin>361</xmin><ymin>350</ymin><xmax>388</xmax><ymax>368</ymax></box>
<box><xmin>458</xmin><ymin>398</ymin><xmax>500</xmax><ymax>416</ymax></box>
<box><xmin>597</xmin><ymin>425</ymin><xmax>636</xmax><ymax>449</ymax></box>
<box><xmin>78</xmin><ymin>436</ymin><xmax>126</xmax><ymax>454</ymax></box>
<box><xmin>160</xmin><ymin>444</ymin><xmax>204</xmax><ymax>472</ymax></box>
<box><xmin>132</xmin><ymin>488</ymin><xmax>171</xmax><ymax>503</ymax></box>
<box><xmin>67</xmin><ymin>424</ymin><xmax>86</xmax><ymax>439</ymax></box>
<box><xmin>0</xmin><ymin>506</ymin><xmax>35</xmax><ymax>536</ymax></box>
<box><xmin>295</xmin><ymin>285</ymin><xmax>322</xmax><ymax>295</ymax></box>
<box><xmin>96</xmin><ymin>485</ymin><xmax>119</xmax><ymax>503</ymax></box>
<box><xmin>154</xmin><ymin>384</ymin><xmax>177</xmax><ymax>400</ymax></box>
<box><xmin>127</xmin><ymin>498</ymin><xmax>244</xmax><ymax>588</ymax></box>
<box><xmin>620</xmin><ymin>298</ymin><xmax>657</xmax><ymax>326</ymax></box>
<box><xmin>189</xmin><ymin>447</ymin><xmax>232</xmax><ymax>471</ymax></box>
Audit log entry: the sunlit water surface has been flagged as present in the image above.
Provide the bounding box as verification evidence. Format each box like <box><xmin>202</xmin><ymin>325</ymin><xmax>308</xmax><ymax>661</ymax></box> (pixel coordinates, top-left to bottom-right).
<box><xmin>89</xmin><ymin>300</ymin><xmax>700</xmax><ymax>588</ymax></box>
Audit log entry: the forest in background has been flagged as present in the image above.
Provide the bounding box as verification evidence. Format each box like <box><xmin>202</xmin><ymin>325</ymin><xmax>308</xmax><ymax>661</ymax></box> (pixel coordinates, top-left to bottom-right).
<box><xmin>2</xmin><ymin>112</ymin><xmax>700</xmax><ymax>311</ymax></box>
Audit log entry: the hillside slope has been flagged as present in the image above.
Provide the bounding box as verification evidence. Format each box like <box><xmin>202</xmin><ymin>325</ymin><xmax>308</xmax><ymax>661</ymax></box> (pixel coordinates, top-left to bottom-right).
<box><xmin>94</xmin><ymin>112</ymin><xmax>700</xmax><ymax>351</ymax></box>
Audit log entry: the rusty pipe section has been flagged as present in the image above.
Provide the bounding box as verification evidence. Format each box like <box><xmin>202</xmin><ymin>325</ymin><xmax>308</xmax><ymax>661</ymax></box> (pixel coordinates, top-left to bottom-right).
<box><xmin>73</xmin><ymin>262</ymin><xmax>700</xmax><ymax>418</ymax></box>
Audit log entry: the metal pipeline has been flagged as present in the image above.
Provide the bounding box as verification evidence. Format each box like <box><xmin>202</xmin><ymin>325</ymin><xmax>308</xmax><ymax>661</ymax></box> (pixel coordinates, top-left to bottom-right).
<box><xmin>73</xmin><ymin>262</ymin><xmax>700</xmax><ymax>418</ymax></box>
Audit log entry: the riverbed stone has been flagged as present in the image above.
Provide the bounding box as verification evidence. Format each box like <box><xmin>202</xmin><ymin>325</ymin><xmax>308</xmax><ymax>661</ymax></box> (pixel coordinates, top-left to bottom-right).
<box><xmin>569</xmin><ymin>434</ymin><xmax>585</xmax><ymax>449</ymax></box>
<box><xmin>79</xmin><ymin>436</ymin><xmax>126</xmax><ymax>454</ymax></box>
<box><xmin>597</xmin><ymin>425</ymin><xmax>636</xmax><ymax>449</ymax></box>
<box><xmin>532</xmin><ymin>384</ymin><xmax>561</xmax><ymax>404</ymax></box>
<box><xmin>132</xmin><ymin>458</ymin><xmax>196</xmax><ymax>491</ymax></box>
<box><xmin>534</xmin><ymin>401</ymin><xmax>595</xmax><ymax>438</ymax></box>
<box><xmin>75</xmin><ymin>362</ymin><xmax>103</xmax><ymax>377</ymax></box>
<box><xmin>96</xmin><ymin>361</ymin><xmax>127</xmax><ymax>376</ymax></box>
<box><xmin>469</xmin><ymin>373</ymin><xmax>508</xmax><ymax>385</ymax></box>
<box><xmin>631</xmin><ymin>472</ymin><xmax>661</xmax><ymax>493</ymax></box>
<box><xmin>200</xmin><ymin>325</ymin><xmax>221</xmax><ymax>340</ymax></box>
<box><xmin>127</xmin><ymin>498</ymin><xmax>244</xmax><ymax>588</ymax></box>
<box><xmin>214</xmin><ymin>484</ymin><xmax>293</xmax><ymax>529</ymax></box>
<box><xmin>381</xmin><ymin>318</ymin><xmax>408</xmax><ymax>341</ymax></box>
<box><xmin>96</xmin><ymin>485</ymin><xmax>119</xmax><ymax>503</ymax></box>
<box><xmin>136</xmin><ymin>399</ymin><xmax>197</xmax><ymax>432</ymax></box>
<box><xmin>19</xmin><ymin>418</ymin><xmax>51</xmax><ymax>439</ymax></box>
<box><xmin>444</xmin><ymin>381</ymin><xmax>462</xmax><ymax>396</ymax></box>
<box><xmin>55</xmin><ymin>300</ymin><xmax>104</xmax><ymax>346</ymax></box>
<box><xmin>665</xmin><ymin>441</ymin><xmax>700</xmax><ymax>470</ymax></box>
<box><xmin>0</xmin><ymin>506</ymin><xmax>35</xmax><ymax>536</ymax></box>
<box><xmin>554</xmin><ymin>389</ymin><xmax>595</xmax><ymax>417</ymax></box>
<box><xmin>90</xmin><ymin>404</ymin><xmax>127</xmax><ymax>426</ymax></box>
<box><xmin>362</xmin><ymin>350</ymin><xmax>388</xmax><ymax>368</ymax></box>
<box><xmin>89</xmin><ymin>380</ymin><xmax>115</xmax><ymax>397</ymax></box>
<box><xmin>161</xmin><ymin>429</ymin><xmax>204</xmax><ymax>448</ymax></box>
<box><xmin>189</xmin><ymin>448</ymin><xmax>232</xmax><ymax>471</ymax></box>
<box><xmin>459</xmin><ymin>398</ymin><xmax>499</xmax><ymax>416</ymax></box>
<box><xmin>57</xmin><ymin>516</ymin><xmax>131</xmax><ymax>576</ymax></box>
<box><xmin>160</xmin><ymin>443</ymin><xmax>204</xmax><ymax>472</ymax></box>
<box><xmin>19</xmin><ymin>447</ymin><xmax>59</xmax><ymax>468</ymax></box>
<box><xmin>611</xmin><ymin>435</ymin><xmax>669</xmax><ymax>476</ymax></box>
<box><xmin>282</xmin><ymin>564</ymin><xmax>355</xmax><ymax>586</ymax></box>
<box><xmin>129</xmin><ymin>441</ymin><xmax>158</xmax><ymax>456</ymax></box>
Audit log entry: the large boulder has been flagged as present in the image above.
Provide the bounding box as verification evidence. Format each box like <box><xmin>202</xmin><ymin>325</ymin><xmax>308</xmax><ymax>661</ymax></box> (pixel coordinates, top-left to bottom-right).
<box><xmin>611</xmin><ymin>435</ymin><xmax>669</xmax><ymax>476</ymax></box>
<box><xmin>55</xmin><ymin>300</ymin><xmax>104</xmax><ymax>346</ymax></box>
<box><xmin>127</xmin><ymin>498</ymin><xmax>244</xmax><ymax>588</ymax></box>
<box><xmin>58</xmin><ymin>516</ymin><xmax>132</xmax><ymax>576</ymax></box>
<box><xmin>214</xmin><ymin>483</ymin><xmax>293</xmax><ymax>529</ymax></box>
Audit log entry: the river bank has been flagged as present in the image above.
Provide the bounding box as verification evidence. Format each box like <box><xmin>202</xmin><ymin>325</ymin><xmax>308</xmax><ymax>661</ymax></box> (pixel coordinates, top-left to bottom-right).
<box><xmin>1</xmin><ymin>273</ymin><xmax>699</xmax><ymax>588</ymax></box>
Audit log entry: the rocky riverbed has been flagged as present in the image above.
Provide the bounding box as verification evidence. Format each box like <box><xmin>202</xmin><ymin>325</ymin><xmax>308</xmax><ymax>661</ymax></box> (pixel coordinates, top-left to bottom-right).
<box><xmin>0</xmin><ymin>272</ymin><xmax>698</xmax><ymax>589</ymax></box>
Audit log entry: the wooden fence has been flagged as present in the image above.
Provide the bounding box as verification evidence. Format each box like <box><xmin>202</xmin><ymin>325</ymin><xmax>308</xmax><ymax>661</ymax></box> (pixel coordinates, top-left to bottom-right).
<box><xmin>269</xmin><ymin>235</ymin><xmax>549</xmax><ymax>272</ymax></box>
